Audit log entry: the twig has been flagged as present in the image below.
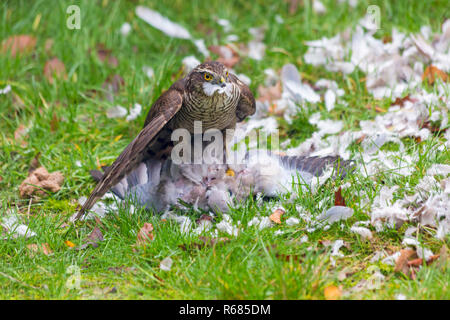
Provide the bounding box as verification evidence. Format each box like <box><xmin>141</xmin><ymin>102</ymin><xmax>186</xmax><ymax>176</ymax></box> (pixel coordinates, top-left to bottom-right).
<box><xmin>0</xmin><ymin>271</ymin><xmax>40</xmax><ymax>290</ymax></box>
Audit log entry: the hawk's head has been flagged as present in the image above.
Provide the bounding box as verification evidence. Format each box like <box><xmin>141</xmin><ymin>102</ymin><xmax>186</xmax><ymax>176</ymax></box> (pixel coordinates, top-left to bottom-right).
<box><xmin>188</xmin><ymin>61</ymin><xmax>232</xmax><ymax>97</ymax></box>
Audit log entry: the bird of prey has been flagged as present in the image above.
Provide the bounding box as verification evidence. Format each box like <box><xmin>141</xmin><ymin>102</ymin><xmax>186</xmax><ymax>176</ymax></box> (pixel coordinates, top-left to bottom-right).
<box><xmin>75</xmin><ymin>61</ymin><xmax>256</xmax><ymax>220</ymax></box>
<box><xmin>88</xmin><ymin>150</ymin><xmax>352</xmax><ymax>215</ymax></box>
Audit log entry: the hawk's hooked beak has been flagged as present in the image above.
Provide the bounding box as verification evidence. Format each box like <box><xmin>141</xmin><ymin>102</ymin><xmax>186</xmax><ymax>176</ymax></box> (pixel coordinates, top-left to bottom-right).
<box><xmin>220</xmin><ymin>77</ymin><xmax>226</xmax><ymax>88</ymax></box>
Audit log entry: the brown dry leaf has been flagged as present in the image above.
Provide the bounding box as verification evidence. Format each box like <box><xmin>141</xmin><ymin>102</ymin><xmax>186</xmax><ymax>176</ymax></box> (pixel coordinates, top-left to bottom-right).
<box><xmin>422</xmin><ymin>65</ymin><xmax>449</xmax><ymax>85</ymax></box>
<box><xmin>41</xmin><ymin>243</ymin><xmax>52</xmax><ymax>255</ymax></box>
<box><xmin>257</xmin><ymin>82</ymin><xmax>282</xmax><ymax>103</ymax></box>
<box><xmin>196</xmin><ymin>214</ymin><xmax>213</xmax><ymax>224</ymax></box>
<box><xmin>208</xmin><ymin>45</ymin><xmax>240</xmax><ymax>68</ymax></box>
<box><xmin>75</xmin><ymin>227</ymin><xmax>104</xmax><ymax>251</ymax></box>
<box><xmin>408</xmin><ymin>254</ymin><xmax>440</xmax><ymax>268</ymax></box>
<box><xmin>355</xmin><ymin>134</ymin><xmax>366</xmax><ymax>145</ymax></box>
<box><xmin>421</xmin><ymin>120</ymin><xmax>442</xmax><ymax>134</ymax></box>
<box><xmin>95</xmin><ymin>43</ymin><xmax>118</xmax><ymax>68</ymax></box>
<box><xmin>43</xmin><ymin>58</ymin><xmax>67</xmax><ymax>84</ymax></box>
<box><xmin>270</xmin><ymin>208</ymin><xmax>285</xmax><ymax>224</ymax></box>
<box><xmin>27</xmin><ymin>243</ymin><xmax>52</xmax><ymax>256</ymax></box>
<box><xmin>334</xmin><ymin>187</ymin><xmax>346</xmax><ymax>207</ymax></box>
<box><xmin>136</xmin><ymin>223</ymin><xmax>154</xmax><ymax>245</ymax></box>
<box><xmin>324</xmin><ymin>285</ymin><xmax>342</xmax><ymax>300</ymax></box>
<box><xmin>87</xmin><ymin>227</ymin><xmax>104</xmax><ymax>243</ymax></box>
<box><xmin>394</xmin><ymin>249</ymin><xmax>417</xmax><ymax>276</ymax></box>
<box><xmin>26</xmin><ymin>243</ymin><xmax>39</xmax><ymax>255</ymax></box>
<box><xmin>391</xmin><ymin>95</ymin><xmax>416</xmax><ymax>107</ymax></box>
<box><xmin>19</xmin><ymin>166</ymin><xmax>64</xmax><ymax>198</ymax></box>
<box><xmin>1</xmin><ymin>35</ymin><xmax>37</xmax><ymax>56</ymax></box>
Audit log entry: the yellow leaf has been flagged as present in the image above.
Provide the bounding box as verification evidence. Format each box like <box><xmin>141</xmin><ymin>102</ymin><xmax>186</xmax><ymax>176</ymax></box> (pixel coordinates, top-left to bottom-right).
<box><xmin>65</xmin><ymin>240</ymin><xmax>76</xmax><ymax>248</ymax></box>
<box><xmin>225</xmin><ymin>168</ymin><xmax>235</xmax><ymax>177</ymax></box>
<box><xmin>324</xmin><ymin>285</ymin><xmax>342</xmax><ymax>300</ymax></box>
<box><xmin>114</xmin><ymin>134</ymin><xmax>123</xmax><ymax>142</ymax></box>
<box><xmin>32</xmin><ymin>14</ymin><xmax>42</xmax><ymax>31</ymax></box>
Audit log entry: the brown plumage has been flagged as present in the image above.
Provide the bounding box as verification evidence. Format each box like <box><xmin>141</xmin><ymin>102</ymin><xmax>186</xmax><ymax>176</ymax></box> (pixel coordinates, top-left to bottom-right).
<box><xmin>75</xmin><ymin>61</ymin><xmax>256</xmax><ymax>220</ymax></box>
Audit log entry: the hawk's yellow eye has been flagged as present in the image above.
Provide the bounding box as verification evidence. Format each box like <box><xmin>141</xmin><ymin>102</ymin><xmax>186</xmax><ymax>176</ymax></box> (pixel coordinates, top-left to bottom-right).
<box><xmin>204</xmin><ymin>73</ymin><xmax>213</xmax><ymax>81</ymax></box>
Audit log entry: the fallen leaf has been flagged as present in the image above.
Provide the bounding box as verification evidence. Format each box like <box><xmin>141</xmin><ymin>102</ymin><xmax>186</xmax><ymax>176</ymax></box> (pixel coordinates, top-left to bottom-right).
<box><xmin>422</xmin><ymin>65</ymin><xmax>448</xmax><ymax>85</ymax></box>
<box><xmin>270</xmin><ymin>208</ymin><xmax>285</xmax><ymax>224</ymax></box>
<box><xmin>208</xmin><ymin>45</ymin><xmax>240</xmax><ymax>68</ymax></box>
<box><xmin>65</xmin><ymin>240</ymin><xmax>76</xmax><ymax>248</ymax></box>
<box><xmin>87</xmin><ymin>227</ymin><xmax>104</xmax><ymax>243</ymax></box>
<box><xmin>407</xmin><ymin>254</ymin><xmax>440</xmax><ymax>267</ymax></box>
<box><xmin>196</xmin><ymin>214</ymin><xmax>213</xmax><ymax>224</ymax></box>
<box><xmin>391</xmin><ymin>95</ymin><xmax>416</xmax><ymax>107</ymax></box>
<box><xmin>1</xmin><ymin>35</ymin><xmax>37</xmax><ymax>56</ymax></box>
<box><xmin>41</xmin><ymin>243</ymin><xmax>52</xmax><ymax>255</ymax></box>
<box><xmin>95</xmin><ymin>43</ymin><xmax>118</xmax><ymax>68</ymax></box>
<box><xmin>324</xmin><ymin>285</ymin><xmax>342</xmax><ymax>300</ymax></box>
<box><xmin>394</xmin><ymin>249</ymin><xmax>417</xmax><ymax>277</ymax></box>
<box><xmin>43</xmin><ymin>58</ymin><xmax>67</xmax><ymax>84</ymax></box>
<box><xmin>334</xmin><ymin>187</ymin><xmax>346</xmax><ymax>206</ymax></box>
<box><xmin>136</xmin><ymin>222</ymin><xmax>154</xmax><ymax>245</ymax></box>
<box><xmin>257</xmin><ymin>82</ymin><xmax>282</xmax><ymax>103</ymax></box>
<box><xmin>75</xmin><ymin>227</ymin><xmax>103</xmax><ymax>250</ymax></box>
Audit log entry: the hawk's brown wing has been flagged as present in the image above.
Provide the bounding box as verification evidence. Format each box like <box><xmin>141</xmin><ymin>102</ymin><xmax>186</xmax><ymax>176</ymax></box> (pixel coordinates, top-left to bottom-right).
<box><xmin>74</xmin><ymin>86</ymin><xmax>184</xmax><ymax>220</ymax></box>
<box><xmin>230</xmin><ymin>74</ymin><xmax>256</xmax><ymax>121</ymax></box>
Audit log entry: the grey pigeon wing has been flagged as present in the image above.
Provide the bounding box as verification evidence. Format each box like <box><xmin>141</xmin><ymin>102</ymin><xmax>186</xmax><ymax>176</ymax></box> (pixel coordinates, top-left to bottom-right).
<box><xmin>279</xmin><ymin>155</ymin><xmax>353</xmax><ymax>177</ymax></box>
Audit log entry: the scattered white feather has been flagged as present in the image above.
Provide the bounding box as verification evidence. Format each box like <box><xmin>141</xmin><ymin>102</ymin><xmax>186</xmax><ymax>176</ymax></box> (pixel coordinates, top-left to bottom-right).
<box><xmin>350</xmin><ymin>226</ymin><xmax>373</xmax><ymax>240</ymax></box>
<box><xmin>313</xmin><ymin>0</ymin><xmax>327</xmax><ymax>14</ymax></box>
<box><xmin>318</xmin><ymin>206</ymin><xmax>354</xmax><ymax>224</ymax></box>
<box><xmin>182</xmin><ymin>55</ymin><xmax>201</xmax><ymax>72</ymax></box>
<box><xmin>135</xmin><ymin>6</ymin><xmax>191</xmax><ymax>39</ymax></box>
<box><xmin>106</xmin><ymin>105</ymin><xmax>128</xmax><ymax>119</ymax></box>
<box><xmin>0</xmin><ymin>85</ymin><xmax>11</xmax><ymax>95</ymax></box>
<box><xmin>1</xmin><ymin>213</ymin><xmax>36</xmax><ymax>239</ymax></box>
<box><xmin>160</xmin><ymin>257</ymin><xmax>173</xmax><ymax>271</ymax></box>
<box><xmin>286</xmin><ymin>217</ymin><xmax>300</xmax><ymax>226</ymax></box>
<box><xmin>142</xmin><ymin>66</ymin><xmax>154</xmax><ymax>79</ymax></box>
<box><xmin>126</xmin><ymin>103</ymin><xmax>142</xmax><ymax>121</ymax></box>
<box><xmin>120</xmin><ymin>22</ymin><xmax>132</xmax><ymax>36</ymax></box>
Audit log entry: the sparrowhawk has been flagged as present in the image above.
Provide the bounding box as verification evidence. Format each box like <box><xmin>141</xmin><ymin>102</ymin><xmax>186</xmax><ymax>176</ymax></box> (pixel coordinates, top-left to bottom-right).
<box><xmin>75</xmin><ymin>61</ymin><xmax>256</xmax><ymax>220</ymax></box>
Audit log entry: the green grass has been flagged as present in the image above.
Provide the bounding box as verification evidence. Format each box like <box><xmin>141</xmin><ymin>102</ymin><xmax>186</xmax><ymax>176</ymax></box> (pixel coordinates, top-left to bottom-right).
<box><xmin>0</xmin><ymin>0</ymin><xmax>449</xmax><ymax>299</ymax></box>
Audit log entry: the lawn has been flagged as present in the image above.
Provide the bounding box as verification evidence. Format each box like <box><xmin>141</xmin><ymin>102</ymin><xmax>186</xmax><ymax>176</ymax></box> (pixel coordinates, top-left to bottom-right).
<box><xmin>0</xmin><ymin>0</ymin><xmax>449</xmax><ymax>300</ymax></box>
